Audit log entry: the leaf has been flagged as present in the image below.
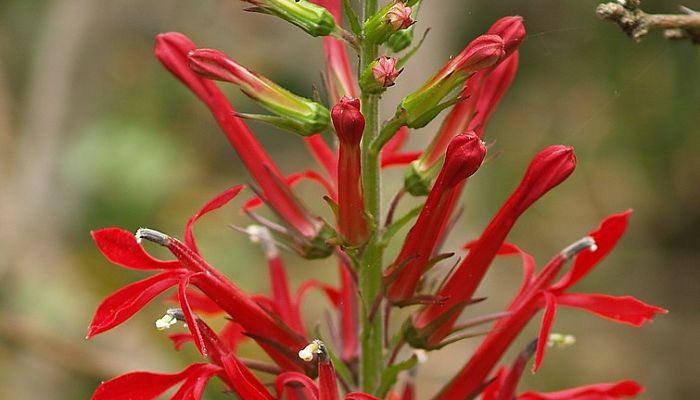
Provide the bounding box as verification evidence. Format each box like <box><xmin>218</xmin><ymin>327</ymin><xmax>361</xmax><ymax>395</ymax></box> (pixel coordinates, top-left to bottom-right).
<box><xmin>381</xmin><ymin>205</ymin><xmax>421</xmax><ymax>247</ymax></box>
<box><xmin>343</xmin><ymin>0</ymin><xmax>361</xmax><ymax>36</ymax></box>
<box><xmin>376</xmin><ymin>355</ymin><xmax>418</xmax><ymax>398</ymax></box>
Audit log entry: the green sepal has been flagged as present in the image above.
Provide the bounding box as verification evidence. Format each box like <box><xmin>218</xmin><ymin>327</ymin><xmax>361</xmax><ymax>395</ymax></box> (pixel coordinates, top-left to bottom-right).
<box><xmin>250</xmin><ymin>0</ymin><xmax>338</xmax><ymax>37</ymax></box>
<box><xmin>376</xmin><ymin>355</ymin><xmax>418</xmax><ymax>398</ymax></box>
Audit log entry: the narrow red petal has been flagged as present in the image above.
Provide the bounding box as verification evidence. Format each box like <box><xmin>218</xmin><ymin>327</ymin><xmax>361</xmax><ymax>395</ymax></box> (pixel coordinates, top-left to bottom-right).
<box><xmin>244</xmin><ymin>170</ymin><xmax>337</xmax><ymax>210</ymax></box>
<box><xmin>381</xmin><ymin>151</ymin><xmax>422</xmax><ymax>168</ymax></box>
<box><xmin>167</xmin><ymin>289</ymin><xmax>223</xmax><ymax>315</ymax></box>
<box><xmin>319</xmin><ymin>358</ymin><xmax>340</xmax><ymax>400</ymax></box>
<box><xmin>556</xmin><ymin>293</ymin><xmax>667</xmax><ymax>327</ymax></box>
<box><xmin>382</xmin><ymin>126</ymin><xmax>409</xmax><ymax>157</ymax></box>
<box><xmin>518</xmin><ymin>379</ymin><xmax>644</xmax><ymax>399</ymax></box>
<box><xmin>220</xmin><ymin>354</ymin><xmax>274</xmax><ymax>400</ymax></box>
<box><xmin>170</xmin><ymin>364</ymin><xmax>222</xmax><ymax>400</ymax></box>
<box><xmin>220</xmin><ymin>320</ymin><xmax>248</xmax><ymax>352</ymax></box>
<box><xmin>92</xmin><ymin>228</ymin><xmax>179</xmax><ymax>270</ymax></box>
<box><xmin>185</xmin><ymin>185</ymin><xmax>244</xmax><ymax>254</ymax></box>
<box><xmin>168</xmin><ymin>333</ymin><xmax>193</xmax><ymax>351</ymax></box>
<box><xmin>295</xmin><ymin>279</ymin><xmax>341</xmax><ymax>308</ymax></box>
<box><xmin>275</xmin><ymin>371</ymin><xmax>320</xmax><ymax>399</ymax></box>
<box><xmin>481</xmin><ymin>368</ymin><xmax>507</xmax><ymax>400</ymax></box>
<box><xmin>552</xmin><ymin>210</ymin><xmax>632</xmax><ymax>291</ymax></box>
<box><xmin>305</xmin><ymin>135</ymin><xmax>338</xmax><ymax>182</ymax></box>
<box><xmin>86</xmin><ymin>270</ymin><xmax>184</xmax><ymax>338</ymax></box>
<box><xmin>179</xmin><ymin>273</ymin><xmax>207</xmax><ymax>356</ymax></box>
<box><xmin>345</xmin><ymin>393</ymin><xmax>382</xmax><ymax>400</ymax></box>
<box><xmin>532</xmin><ymin>292</ymin><xmax>557</xmax><ymax>373</ymax></box>
<box><xmin>91</xmin><ymin>363</ymin><xmax>219</xmax><ymax>400</ymax></box>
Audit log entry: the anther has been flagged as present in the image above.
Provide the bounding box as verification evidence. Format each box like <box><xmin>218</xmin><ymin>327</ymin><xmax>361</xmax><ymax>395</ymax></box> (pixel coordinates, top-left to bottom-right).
<box><xmin>135</xmin><ymin>228</ymin><xmax>171</xmax><ymax>246</ymax></box>
<box><xmin>560</xmin><ymin>236</ymin><xmax>597</xmax><ymax>260</ymax></box>
<box><xmin>298</xmin><ymin>339</ymin><xmax>326</xmax><ymax>362</ymax></box>
<box><xmin>155</xmin><ymin>308</ymin><xmax>185</xmax><ymax>330</ymax></box>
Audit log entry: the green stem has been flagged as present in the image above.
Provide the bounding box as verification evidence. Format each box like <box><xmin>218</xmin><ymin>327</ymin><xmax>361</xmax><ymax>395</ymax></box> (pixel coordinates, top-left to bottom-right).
<box><xmin>359</xmin><ymin>0</ymin><xmax>383</xmax><ymax>393</ymax></box>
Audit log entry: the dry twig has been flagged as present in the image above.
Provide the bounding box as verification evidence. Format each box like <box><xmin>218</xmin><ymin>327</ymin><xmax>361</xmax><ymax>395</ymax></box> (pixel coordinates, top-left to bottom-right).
<box><xmin>597</xmin><ymin>0</ymin><xmax>700</xmax><ymax>43</ymax></box>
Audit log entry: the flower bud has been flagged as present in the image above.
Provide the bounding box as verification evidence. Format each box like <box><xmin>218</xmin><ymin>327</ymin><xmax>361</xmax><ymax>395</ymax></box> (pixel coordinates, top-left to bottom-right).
<box><xmin>364</xmin><ymin>1</ymin><xmax>416</xmax><ymax>45</ymax></box>
<box><xmin>440</xmin><ymin>133</ymin><xmax>487</xmax><ymax>188</ymax></box>
<box><xmin>331</xmin><ymin>97</ymin><xmax>364</xmax><ymax>144</ymax></box>
<box><xmin>486</xmin><ymin>15</ymin><xmax>526</xmax><ymax>57</ymax></box>
<box><xmin>398</xmin><ymin>34</ymin><xmax>505</xmax><ymax>128</ymax></box>
<box><xmin>189</xmin><ymin>48</ymin><xmax>330</xmax><ymax>136</ymax></box>
<box><xmin>331</xmin><ymin>97</ymin><xmax>369</xmax><ymax>244</ymax></box>
<box><xmin>243</xmin><ymin>0</ymin><xmax>337</xmax><ymax>37</ymax></box>
<box><xmin>360</xmin><ymin>56</ymin><xmax>403</xmax><ymax>94</ymax></box>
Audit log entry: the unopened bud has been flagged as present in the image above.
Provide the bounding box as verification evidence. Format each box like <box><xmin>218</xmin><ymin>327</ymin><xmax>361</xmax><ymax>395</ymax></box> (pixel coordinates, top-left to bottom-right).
<box><xmin>242</xmin><ymin>0</ymin><xmax>337</xmax><ymax>37</ymax></box>
<box><xmin>515</xmin><ymin>145</ymin><xmax>576</xmax><ymax>214</ymax></box>
<box><xmin>364</xmin><ymin>1</ymin><xmax>415</xmax><ymax>45</ymax></box>
<box><xmin>440</xmin><ymin>133</ymin><xmax>487</xmax><ymax>188</ymax></box>
<box><xmin>360</xmin><ymin>56</ymin><xmax>402</xmax><ymax>94</ymax></box>
<box><xmin>486</xmin><ymin>16</ymin><xmax>526</xmax><ymax>56</ymax></box>
<box><xmin>399</xmin><ymin>34</ymin><xmax>504</xmax><ymax>128</ymax></box>
<box><xmin>331</xmin><ymin>97</ymin><xmax>364</xmax><ymax>144</ymax></box>
<box><xmin>189</xmin><ymin>48</ymin><xmax>330</xmax><ymax>136</ymax></box>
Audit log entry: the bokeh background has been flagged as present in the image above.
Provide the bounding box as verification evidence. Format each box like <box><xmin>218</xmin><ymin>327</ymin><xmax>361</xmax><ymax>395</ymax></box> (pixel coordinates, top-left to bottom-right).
<box><xmin>0</xmin><ymin>0</ymin><xmax>697</xmax><ymax>398</ymax></box>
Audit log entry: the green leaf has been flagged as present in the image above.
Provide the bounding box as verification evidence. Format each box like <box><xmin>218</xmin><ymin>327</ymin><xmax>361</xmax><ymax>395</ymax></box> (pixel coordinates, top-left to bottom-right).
<box><xmin>381</xmin><ymin>205</ymin><xmax>421</xmax><ymax>247</ymax></box>
<box><xmin>376</xmin><ymin>355</ymin><xmax>418</xmax><ymax>397</ymax></box>
<box><xmin>343</xmin><ymin>0</ymin><xmax>362</xmax><ymax>36</ymax></box>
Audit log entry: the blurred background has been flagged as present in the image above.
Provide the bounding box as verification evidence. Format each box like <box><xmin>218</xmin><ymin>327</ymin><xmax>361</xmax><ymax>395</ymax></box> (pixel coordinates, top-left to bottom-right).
<box><xmin>0</xmin><ymin>0</ymin><xmax>697</xmax><ymax>398</ymax></box>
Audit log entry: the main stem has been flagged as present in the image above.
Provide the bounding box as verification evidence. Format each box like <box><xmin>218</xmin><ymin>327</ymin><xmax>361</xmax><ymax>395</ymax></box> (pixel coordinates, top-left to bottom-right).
<box><xmin>359</xmin><ymin>0</ymin><xmax>383</xmax><ymax>393</ymax></box>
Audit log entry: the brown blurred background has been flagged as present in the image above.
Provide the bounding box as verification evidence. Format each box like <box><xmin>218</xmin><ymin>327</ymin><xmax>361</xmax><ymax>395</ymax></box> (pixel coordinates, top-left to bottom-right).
<box><xmin>0</xmin><ymin>0</ymin><xmax>697</xmax><ymax>398</ymax></box>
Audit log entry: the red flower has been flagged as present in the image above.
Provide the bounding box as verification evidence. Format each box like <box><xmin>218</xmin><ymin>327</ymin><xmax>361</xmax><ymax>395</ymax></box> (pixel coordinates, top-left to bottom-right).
<box><xmin>414</xmin><ymin>145</ymin><xmax>577</xmax><ymax>346</ymax></box>
<box><xmin>434</xmin><ymin>211</ymin><xmax>666</xmax><ymax>399</ymax></box>
<box><xmin>385</xmin><ymin>133</ymin><xmax>487</xmax><ymax>303</ymax></box>
<box><xmin>87</xmin><ymin>186</ymin><xmax>308</xmax><ymax>372</ymax></box>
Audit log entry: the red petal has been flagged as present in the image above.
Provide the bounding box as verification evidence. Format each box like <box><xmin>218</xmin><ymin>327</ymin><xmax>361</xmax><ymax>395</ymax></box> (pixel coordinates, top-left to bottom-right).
<box><xmin>86</xmin><ymin>270</ymin><xmax>184</xmax><ymax>338</ymax></box>
<box><xmin>345</xmin><ymin>393</ymin><xmax>382</xmax><ymax>400</ymax></box>
<box><xmin>170</xmin><ymin>364</ymin><xmax>222</xmax><ymax>400</ymax></box>
<box><xmin>471</xmin><ymin>241</ymin><xmax>536</xmax><ymax>301</ymax></box>
<box><xmin>92</xmin><ymin>228</ymin><xmax>179</xmax><ymax>270</ymax></box>
<box><xmin>381</xmin><ymin>151</ymin><xmax>422</xmax><ymax>168</ymax></box>
<box><xmin>319</xmin><ymin>358</ymin><xmax>340</xmax><ymax>400</ymax></box>
<box><xmin>91</xmin><ymin>363</ymin><xmax>219</xmax><ymax>400</ymax></box>
<box><xmin>244</xmin><ymin>170</ymin><xmax>337</xmax><ymax>210</ymax></box>
<box><xmin>383</xmin><ymin>126</ymin><xmax>409</xmax><ymax>156</ymax></box>
<box><xmin>551</xmin><ymin>210</ymin><xmax>632</xmax><ymax>291</ymax></box>
<box><xmin>185</xmin><ymin>185</ymin><xmax>244</xmax><ymax>254</ymax></box>
<box><xmin>533</xmin><ymin>292</ymin><xmax>557</xmax><ymax>373</ymax></box>
<box><xmin>167</xmin><ymin>289</ymin><xmax>223</xmax><ymax>315</ymax></box>
<box><xmin>168</xmin><ymin>333</ymin><xmax>193</xmax><ymax>351</ymax></box>
<box><xmin>305</xmin><ymin>135</ymin><xmax>338</xmax><ymax>181</ymax></box>
<box><xmin>518</xmin><ymin>379</ymin><xmax>644</xmax><ymax>399</ymax></box>
<box><xmin>481</xmin><ymin>368</ymin><xmax>507</xmax><ymax>400</ymax></box>
<box><xmin>220</xmin><ymin>320</ymin><xmax>248</xmax><ymax>352</ymax></box>
<box><xmin>295</xmin><ymin>279</ymin><xmax>341</xmax><ymax>308</ymax></box>
<box><xmin>556</xmin><ymin>293</ymin><xmax>667</xmax><ymax>327</ymax></box>
<box><xmin>220</xmin><ymin>354</ymin><xmax>274</xmax><ymax>400</ymax></box>
<box><xmin>179</xmin><ymin>273</ymin><xmax>207</xmax><ymax>356</ymax></box>
<box><xmin>268</xmin><ymin>256</ymin><xmax>305</xmax><ymax>335</ymax></box>
<box><xmin>275</xmin><ymin>371</ymin><xmax>319</xmax><ymax>399</ymax></box>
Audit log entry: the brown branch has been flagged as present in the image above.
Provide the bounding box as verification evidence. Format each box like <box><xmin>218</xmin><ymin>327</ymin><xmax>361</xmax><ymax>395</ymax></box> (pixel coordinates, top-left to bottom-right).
<box><xmin>596</xmin><ymin>1</ymin><xmax>700</xmax><ymax>43</ymax></box>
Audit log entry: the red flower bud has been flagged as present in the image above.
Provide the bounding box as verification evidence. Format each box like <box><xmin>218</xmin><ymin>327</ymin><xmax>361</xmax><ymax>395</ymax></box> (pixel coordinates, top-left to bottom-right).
<box><xmin>487</xmin><ymin>16</ymin><xmax>526</xmax><ymax>57</ymax></box>
<box><xmin>332</xmin><ymin>97</ymin><xmax>364</xmax><ymax>144</ymax></box>
<box><xmin>385</xmin><ymin>133</ymin><xmax>486</xmax><ymax>302</ymax></box>
<box><xmin>332</xmin><ymin>97</ymin><xmax>368</xmax><ymax>244</ymax></box>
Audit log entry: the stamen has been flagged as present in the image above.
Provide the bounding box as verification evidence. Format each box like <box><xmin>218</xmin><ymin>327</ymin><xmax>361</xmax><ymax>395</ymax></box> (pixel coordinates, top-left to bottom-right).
<box><xmin>547</xmin><ymin>332</ymin><xmax>577</xmax><ymax>349</ymax></box>
<box><xmin>298</xmin><ymin>339</ymin><xmax>326</xmax><ymax>362</ymax></box>
<box><xmin>135</xmin><ymin>228</ymin><xmax>171</xmax><ymax>246</ymax></box>
<box><xmin>155</xmin><ymin>308</ymin><xmax>185</xmax><ymax>330</ymax></box>
<box><xmin>245</xmin><ymin>225</ymin><xmax>279</xmax><ymax>258</ymax></box>
<box><xmin>560</xmin><ymin>236</ymin><xmax>597</xmax><ymax>260</ymax></box>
